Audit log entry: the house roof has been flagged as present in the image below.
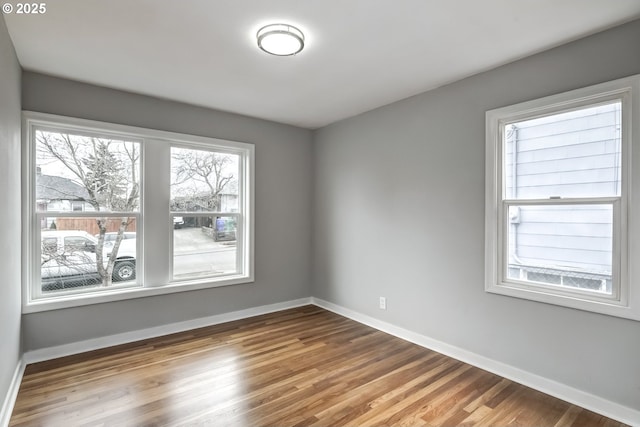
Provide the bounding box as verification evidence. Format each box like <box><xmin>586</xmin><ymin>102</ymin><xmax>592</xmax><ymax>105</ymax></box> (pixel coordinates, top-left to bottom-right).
<box><xmin>36</xmin><ymin>174</ymin><xmax>90</xmax><ymax>202</ymax></box>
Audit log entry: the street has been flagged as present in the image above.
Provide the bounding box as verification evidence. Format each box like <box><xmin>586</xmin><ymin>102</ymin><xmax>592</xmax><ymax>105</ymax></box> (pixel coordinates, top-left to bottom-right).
<box><xmin>173</xmin><ymin>227</ymin><xmax>237</xmax><ymax>280</ymax></box>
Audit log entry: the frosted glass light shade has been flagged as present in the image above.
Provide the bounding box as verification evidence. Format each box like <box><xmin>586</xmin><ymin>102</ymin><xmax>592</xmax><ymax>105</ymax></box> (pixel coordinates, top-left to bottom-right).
<box><xmin>257</xmin><ymin>24</ymin><xmax>304</xmax><ymax>56</ymax></box>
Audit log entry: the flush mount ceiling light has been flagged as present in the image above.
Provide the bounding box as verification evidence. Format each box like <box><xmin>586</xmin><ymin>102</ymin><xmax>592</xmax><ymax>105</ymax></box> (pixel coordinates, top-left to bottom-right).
<box><xmin>257</xmin><ymin>23</ymin><xmax>305</xmax><ymax>56</ymax></box>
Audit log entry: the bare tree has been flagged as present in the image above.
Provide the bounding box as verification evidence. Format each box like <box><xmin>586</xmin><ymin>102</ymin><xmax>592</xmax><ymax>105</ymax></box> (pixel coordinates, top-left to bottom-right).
<box><xmin>37</xmin><ymin>131</ymin><xmax>139</xmax><ymax>286</ymax></box>
<box><xmin>171</xmin><ymin>149</ymin><xmax>234</xmax><ymax>211</ymax></box>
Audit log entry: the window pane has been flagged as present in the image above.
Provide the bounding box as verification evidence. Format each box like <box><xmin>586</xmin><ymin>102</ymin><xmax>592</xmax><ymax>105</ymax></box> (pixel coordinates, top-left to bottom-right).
<box><xmin>505</xmin><ymin>102</ymin><xmax>622</xmax><ymax>199</ymax></box>
<box><xmin>35</xmin><ymin>129</ymin><xmax>140</xmax><ymax>212</ymax></box>
<box><xmin>173</xmin><ymin>215</ymin><xmax>238</xmax><ymax>280</ymax></box>
<box><xmin>40</xmin><ymin>216</ymin><xmax>138</xmax><ymax>293</ymax></box>
<box><xmin>507</xmin><ymin>204</ymin><xmax>613</xmax><ymax>294</ymax></box>
<box><xmin>171</xmin><ymin>147</ymin><xmax>239</xmax><ymax>212</ymax></box>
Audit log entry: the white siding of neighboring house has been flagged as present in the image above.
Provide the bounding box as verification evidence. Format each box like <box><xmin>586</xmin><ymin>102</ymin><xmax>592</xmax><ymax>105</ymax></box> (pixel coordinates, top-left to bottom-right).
<box><xmin>44</xmin><ymin>200</ymin><xmax>95</xmax><ymax>212</ymax></box>
<box><xmin>219</xmin><ymin>193</ymin><xmax>238</xmax><ymax>212</ymax></box>
<box><xmin>40</xmin><ymin>200</ymin><xmax>95</xmax><ymax>229</ymax></box>
<box><xmin>505</xmin><ymin>103</ymin><xmax>621</xmax><ymax>289</ymax></box>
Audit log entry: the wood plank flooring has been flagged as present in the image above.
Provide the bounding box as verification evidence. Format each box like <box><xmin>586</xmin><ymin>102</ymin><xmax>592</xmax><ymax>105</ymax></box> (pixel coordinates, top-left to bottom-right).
<box><xmin>10</xmin><ymin>305</ymin><xmax>627</xmax><ymax>426</ymax></box>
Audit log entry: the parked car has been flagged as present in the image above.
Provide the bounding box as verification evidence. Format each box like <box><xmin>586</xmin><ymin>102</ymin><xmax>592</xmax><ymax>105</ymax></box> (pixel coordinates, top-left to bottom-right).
<box><xmin>96</xmin><ymin>231</ymin><xmax>136</xmax><ymax>241</ymax></box>
<box><xmin>41</xmin><ymin>230</ymin><xmax>136</xmax><ymax>290</ymax></box>
<box><xmin>173</xmin><ymin>216</ymin><xmax>184</xmax><ymax>229</ymax></box>
<box><xmin>95</xmin><ymin>231</ymin><xmax>136</xmax><ymax>248</ymax></box>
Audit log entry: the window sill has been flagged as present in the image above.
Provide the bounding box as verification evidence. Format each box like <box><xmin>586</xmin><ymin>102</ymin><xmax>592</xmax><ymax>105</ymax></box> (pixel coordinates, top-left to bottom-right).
<box><xmin>486</xmin><ymin>281</ymin><xmax>640</xmax><ymax>322</ymax></box>
<box><xmin>22</xmin><ymin>275</ymin><xmax>254</xmax><ymax>313</ymax></box>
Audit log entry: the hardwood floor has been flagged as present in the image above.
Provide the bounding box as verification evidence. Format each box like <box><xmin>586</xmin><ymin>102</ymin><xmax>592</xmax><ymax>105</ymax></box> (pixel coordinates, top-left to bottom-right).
<box><xmin>10</xmin><ymin>306</ymin><xmax>626</xmax><ymax>426</ymax></box>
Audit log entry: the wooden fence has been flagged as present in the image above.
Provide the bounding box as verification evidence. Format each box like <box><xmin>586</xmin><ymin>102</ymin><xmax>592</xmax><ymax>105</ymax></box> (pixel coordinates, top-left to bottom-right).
<box><xmin>51</xmin><ymin>217</ymin><xmax>137</xmax><ymax>235</ymax></box>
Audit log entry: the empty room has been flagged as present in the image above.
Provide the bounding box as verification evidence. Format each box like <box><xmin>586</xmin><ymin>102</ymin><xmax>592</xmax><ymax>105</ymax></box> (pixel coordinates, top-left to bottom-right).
<box><xmin>1</xmin><ymin>1</ymin><xmax>640</xmax><ymax>426</ymax></box>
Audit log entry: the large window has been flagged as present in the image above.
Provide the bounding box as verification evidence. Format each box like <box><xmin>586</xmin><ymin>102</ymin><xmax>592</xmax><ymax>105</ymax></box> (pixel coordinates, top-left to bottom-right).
<box><xmin>24</xmin><ymin>112</ymin><xmax>254</xmax><ymax>312</ymax></box>
<box><xmin>485</xmin><ymin>75</ymin><xmax>640</xmax><ymax>320</ymax></box>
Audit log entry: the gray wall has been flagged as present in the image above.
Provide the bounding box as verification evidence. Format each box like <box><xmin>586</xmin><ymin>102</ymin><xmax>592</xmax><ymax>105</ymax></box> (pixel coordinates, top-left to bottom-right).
<box><xmin>313</xmin><ymin>19</ymin><xmax>640</xmax><ymax>411</ymax></box>
<box><xmin>0</xmin><ymin>14</ymin><xmax>22</xmax><ymax>409</ymax></box>
<box><xmin>22</xmin><ymin>72</ymin><xmax>313</xmax><ymax>350</ymax></box>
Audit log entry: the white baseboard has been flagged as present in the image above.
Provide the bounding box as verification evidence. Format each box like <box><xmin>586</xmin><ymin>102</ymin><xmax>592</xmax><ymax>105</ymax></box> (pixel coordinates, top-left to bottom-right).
<box><xmin>311</xmin><ymin>297</ymin><xmax>640</xmax><ymax>427</ymax></box>
<box><xmin>24</xmin><ymin>297</ymin><xmax>312</xmax><ymax>364</ymax></box>
<box><xmin>0</xmin><ymin>360</ymin><xmax>25</xmax><ymax>427</ymax></box>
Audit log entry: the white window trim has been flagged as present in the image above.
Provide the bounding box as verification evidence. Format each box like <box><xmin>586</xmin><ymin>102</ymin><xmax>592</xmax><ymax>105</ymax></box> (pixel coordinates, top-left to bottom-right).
<box><xmin>23</xmin><ymin>111</ymin><xmax>255</xmax><ymax>313</ymax></box>
<box><xmin>485</xmin><ymin>74</ymin><xmax>640</xmax><ymax>321</ymax></box>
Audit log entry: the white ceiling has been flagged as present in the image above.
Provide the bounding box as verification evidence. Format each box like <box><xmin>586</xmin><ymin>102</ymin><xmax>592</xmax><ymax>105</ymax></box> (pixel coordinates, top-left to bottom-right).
<box><xmin>4</xmin><ymin>0</ymin><xmax>640</xmax><ymax>129</ymax></box>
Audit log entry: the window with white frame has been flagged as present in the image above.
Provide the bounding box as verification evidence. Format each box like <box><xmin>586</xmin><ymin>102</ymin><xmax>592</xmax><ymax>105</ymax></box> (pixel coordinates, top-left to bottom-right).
<box><xmin>485</xmin><ymin>75</ymin><xmax>640</xmax><ymax>321</ymax></box>
<box><xmin>24</xmin><ymin>112</ymin><xmax>254</xmax><ymax>312</ymax></box>
<box><xmin>170</xmin><ymin>146</ymin><xmax>242</xmax><ymax>282</ymax></box>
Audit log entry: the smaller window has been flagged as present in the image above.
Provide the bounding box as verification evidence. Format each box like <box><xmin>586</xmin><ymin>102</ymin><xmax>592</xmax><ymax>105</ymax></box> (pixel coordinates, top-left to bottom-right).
<box><xmin>485</xmin><ymin>75</ymin><xmax>640</xmax><ymax>321</ymax></box>
<box><xmin>170</xmin><ymin>146</ymin><xmax>245</xmax><ymax>283</ymax></box>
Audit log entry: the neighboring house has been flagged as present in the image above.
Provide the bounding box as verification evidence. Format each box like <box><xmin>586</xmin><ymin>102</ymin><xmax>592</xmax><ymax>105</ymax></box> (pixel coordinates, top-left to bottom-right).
<box><xmin>36</xmin><ymin>167</ymin><xmax>93</xmax><ymax>228</ymax></box>
<box><xmin>171</xmin><ymin>181</ymin><xmax>239</xmax><ymax>213</ymax></box>
<box><xmin>505</xmin><ymin>103</ymin><xmax>620</xmax><ymax>292</ymax></box>
<box><xmin>170</xmin><ymin>183</ymin><xmax>238</xmax><ymax>230</ymax></box>
<box><xmin>219</xmin><ymin>180</ymin><xmax>239</xmax><ymax>213</ymax></box>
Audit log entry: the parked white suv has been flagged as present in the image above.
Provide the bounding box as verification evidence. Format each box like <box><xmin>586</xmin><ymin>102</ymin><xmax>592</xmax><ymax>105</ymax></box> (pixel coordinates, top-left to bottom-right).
<box><xmin>96</xmin><ymin>231</ymin><xmax>136</xmax><ymax>246</ymax></box>
<box><xmin>41</xmin><ymin>230</ymin><xmax>136</xmax><ymax>290</ymax></box>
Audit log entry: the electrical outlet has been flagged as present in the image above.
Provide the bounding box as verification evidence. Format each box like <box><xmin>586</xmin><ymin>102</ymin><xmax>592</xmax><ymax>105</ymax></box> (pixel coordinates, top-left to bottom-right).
<box><xmin>379</xmin><ymin>296</ymin><xmax>387</xmax><ymax>310</ymax></box>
